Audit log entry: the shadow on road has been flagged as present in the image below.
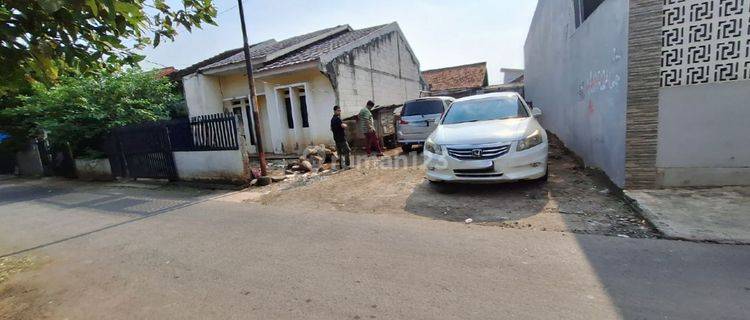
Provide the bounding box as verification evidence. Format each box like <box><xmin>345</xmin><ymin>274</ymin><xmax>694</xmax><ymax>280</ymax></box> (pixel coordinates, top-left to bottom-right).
<box><xmin>0</xmin><ymin>179</ymin><xmax>217</xmax><ymax>258</ymax></box>
<box><xmin>0</xmin><ymin>180</ymin><xmax>208</xmax><ymax>216</ymax></box>
<box><xmin>570</xmin><ymin>232</ymin><xmax>750</xmax><ymax>319</ymax></box>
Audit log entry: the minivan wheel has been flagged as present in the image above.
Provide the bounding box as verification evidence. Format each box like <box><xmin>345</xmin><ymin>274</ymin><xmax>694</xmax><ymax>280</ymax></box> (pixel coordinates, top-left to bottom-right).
<box><xmin>401</xmin><ymin>144</ymin><xmax>413</xmax><ymax>153</ymax></box>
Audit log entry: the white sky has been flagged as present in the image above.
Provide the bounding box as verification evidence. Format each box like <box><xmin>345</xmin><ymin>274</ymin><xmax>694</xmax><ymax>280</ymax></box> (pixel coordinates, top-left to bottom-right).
<box><xmin>141</xmin><ymin>0</ymin><xmax>539</xmax><ymax>84</ymax></box>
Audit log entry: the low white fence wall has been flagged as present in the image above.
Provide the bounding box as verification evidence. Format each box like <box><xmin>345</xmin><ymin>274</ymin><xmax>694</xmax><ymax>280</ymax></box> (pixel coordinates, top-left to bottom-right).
<box><xmin>173</xmin><ymin>150</ymin><xmax>247</xmax><ymax>184</ymax></box>
<box><xmin>75</xmin><ymin>158</ymin><xmax>113</xmax><ymax>181</ymax></box>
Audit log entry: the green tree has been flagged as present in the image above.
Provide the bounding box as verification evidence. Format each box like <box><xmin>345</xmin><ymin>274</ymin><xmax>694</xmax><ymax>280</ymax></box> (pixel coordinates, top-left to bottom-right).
<box><xmin>0</xmin><ymin>0</ymin><xmax>217</xmax><ymax>96</ymax></box>
<box><xmin>3</xmin><ymin>69</ymin><xmax>179</xmax><ymax>157</ymax></box>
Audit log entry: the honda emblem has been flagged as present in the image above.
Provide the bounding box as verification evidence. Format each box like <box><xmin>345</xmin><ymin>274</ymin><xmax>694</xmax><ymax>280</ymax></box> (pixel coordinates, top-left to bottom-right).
<box><xmin>472</xmin><ymin>149</ymin><xmax>483</xmax><ymax>157</ymax></box>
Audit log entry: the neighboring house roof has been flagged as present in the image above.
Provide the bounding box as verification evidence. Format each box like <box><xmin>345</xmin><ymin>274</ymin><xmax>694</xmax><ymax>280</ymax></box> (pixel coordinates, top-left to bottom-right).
<box><xmin>176</xmin><ymin>23</ymin><xmax>400</xmax><ymax>78</ymax></box>
<box><xmin>510</xmin><ymin>74</ymin><xmax>524</xmax><ymax>83</ymax></box>
<box><xmin>156</xmin><ymin>67</ymin><xmax>176</xmax><ymax>78</ymax></box>
<box><xmin>422</xmin><ymin>62</ymin><xmax>488</xmax><ymax>91</ymax></box>
<box><xmin>426</xmin><ymin>82</ymin><xmax>525</xmax><ymax>99</ymax></box>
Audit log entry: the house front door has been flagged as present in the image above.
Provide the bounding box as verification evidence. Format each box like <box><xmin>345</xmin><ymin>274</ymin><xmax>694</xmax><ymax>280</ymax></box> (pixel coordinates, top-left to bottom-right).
<box><xmin>276</xmin><ymin>84</ymin><xmax>311</xmax><ymax>153</ymax></box>
<box><xmin>225</xmin><ymin>97</ymin><xmax>258</xmax><ymax>154</ymax></box>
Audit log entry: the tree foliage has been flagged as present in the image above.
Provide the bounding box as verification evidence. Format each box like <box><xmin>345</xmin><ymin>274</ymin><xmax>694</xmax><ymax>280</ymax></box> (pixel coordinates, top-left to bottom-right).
<box><xmin>0</xmin><ymin>0</ymin><xmax>217</xmax><ymax>96</ymax></box>
<box><xmin>2</xmin><ymin>69</ymin><xmax>179</xmax><ymax>157</ymax></box>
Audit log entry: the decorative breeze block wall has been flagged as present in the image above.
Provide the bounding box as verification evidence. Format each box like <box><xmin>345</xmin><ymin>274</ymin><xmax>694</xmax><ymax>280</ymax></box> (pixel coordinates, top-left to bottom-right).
<box><xmin>661</xmin><ymin>0</ymin><xmax>750</xmax><ymax>86</ymax></box>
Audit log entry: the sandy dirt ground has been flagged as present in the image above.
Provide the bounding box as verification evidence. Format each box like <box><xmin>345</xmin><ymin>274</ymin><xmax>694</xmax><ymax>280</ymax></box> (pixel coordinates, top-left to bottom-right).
<box><xmin>0</xmin><ymin>255</ymin><xmax>48</xmax><ymax>320</ymax></box>
<box><xmin>254</xmin><ymin>135</ymin><xmax>658</xmax><ymax>238</ymax></box>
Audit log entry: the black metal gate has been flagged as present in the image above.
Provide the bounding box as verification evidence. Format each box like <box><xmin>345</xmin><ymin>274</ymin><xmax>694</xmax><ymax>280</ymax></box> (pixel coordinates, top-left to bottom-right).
<box><xmin>109</xmin><ymin>123</ymin><xmax>178</xmax><ymax>180</ymax></box>
<box><xmin>37</xmin><ymin>139</ymin><xmax>77</xmax><ymax>178</ymax></box>
<box><xmin>106</xmin><ymin>114</ymin><xmax>239</xmax><ymax>181</ymax></box>
<box><xmin>0</xmin><ymin>150</ymin><xmax>15</xmax><ymax>174</ymax></box>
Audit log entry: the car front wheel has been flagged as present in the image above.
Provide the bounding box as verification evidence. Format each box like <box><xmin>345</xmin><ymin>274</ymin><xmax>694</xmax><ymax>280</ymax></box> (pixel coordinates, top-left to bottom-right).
<box><xmin>536</xmin><ymin>164</ymin><xmax>549</xmax><ymax>183</ymax></box>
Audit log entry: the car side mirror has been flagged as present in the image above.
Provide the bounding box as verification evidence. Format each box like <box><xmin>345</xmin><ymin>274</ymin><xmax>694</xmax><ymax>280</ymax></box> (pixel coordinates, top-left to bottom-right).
<box><xmin>531</xmin><ymin>108</ymin><xmax>542</xmax><ymax>117</ymax></box>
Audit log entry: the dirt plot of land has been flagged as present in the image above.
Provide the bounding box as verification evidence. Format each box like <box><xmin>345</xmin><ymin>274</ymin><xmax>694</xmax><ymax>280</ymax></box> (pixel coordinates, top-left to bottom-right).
<box><xmin>255</xmin><ymin>136</ymin><xmax>658</xmax><ymax>238</ymax></box>
<box><xmin>0</xmin><ymin>255</ymin><xmax>48</xmax><ymax>320</ymax></box>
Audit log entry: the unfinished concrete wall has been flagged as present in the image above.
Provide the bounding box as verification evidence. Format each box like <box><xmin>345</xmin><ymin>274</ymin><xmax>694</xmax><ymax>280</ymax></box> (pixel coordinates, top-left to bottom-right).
<box><xmin>332</xmin><ymin>30</ymin><xmax>421</xmax><ymax>119</ymax></box>
<box><xmin>502</xmin><ymin>69</ymin><xmax>524</xmax><ymax>83</ymax></box>
<box><xmin>524</xmin><ymin>0</ymin><xmax>629</xmax><ymax>187</ymax></box>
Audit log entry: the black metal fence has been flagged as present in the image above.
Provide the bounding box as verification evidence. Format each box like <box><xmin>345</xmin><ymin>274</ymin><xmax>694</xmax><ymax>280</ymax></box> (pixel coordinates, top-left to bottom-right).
<box><xmin>106</xmin><ymin>112</ymin><xmax>239</xmax><ymax>180</ymax></box>
<box><xmin>37</xmin><ymin>139</ymin><xmax>76</xmax><ymax>178</ymax></box>
<box><xmin>110</xmin><ymin>123</ymin><xmax>177</xmax><ymax>180</ymax></box>
<box><xmin>0</xmin><ymin>150</ymin><xmax>15</xmax><ymax>174</ymax></box>
<box><xmin>171</xmin><ymin>113</ymin><xmax>239</xmax><ymax>151</ymax></box>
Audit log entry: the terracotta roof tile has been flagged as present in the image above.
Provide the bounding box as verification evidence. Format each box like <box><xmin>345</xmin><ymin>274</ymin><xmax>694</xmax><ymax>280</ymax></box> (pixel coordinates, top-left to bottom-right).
<box><xmin>422</xmin><ymin>62</ymin><xmax>488</xmax><ymax>91</ymax></box>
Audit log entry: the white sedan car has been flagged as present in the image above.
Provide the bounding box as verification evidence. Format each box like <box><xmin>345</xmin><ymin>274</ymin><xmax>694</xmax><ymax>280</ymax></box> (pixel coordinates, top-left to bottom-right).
<box><xmin>423</xmin><ymin>92</ymin><xmax>548</xmax><ymax>183</ymax></box>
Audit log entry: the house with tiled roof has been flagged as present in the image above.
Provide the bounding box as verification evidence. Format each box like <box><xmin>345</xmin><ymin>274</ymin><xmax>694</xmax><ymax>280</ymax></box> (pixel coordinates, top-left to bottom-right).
<box><xmin>422</xmin><ymin>62</ymin><xmax>523</xmax><ymax>98</ymax></box>
<box><xmin>180</xmin><ymin>22</ymin><xmax>423</xmax><ymax>154</ymax></box>
<box><xmin>422</xmin><ymin>62</ymin><xmax>488</xmax><ymax>91</ymax></box>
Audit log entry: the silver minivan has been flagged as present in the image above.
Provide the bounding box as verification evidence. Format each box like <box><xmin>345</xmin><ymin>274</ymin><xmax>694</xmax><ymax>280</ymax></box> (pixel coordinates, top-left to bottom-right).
<box><xmin>397</xmin><ymin>97</ymin><xmax>454</xmax><ymax>152</ymax></box>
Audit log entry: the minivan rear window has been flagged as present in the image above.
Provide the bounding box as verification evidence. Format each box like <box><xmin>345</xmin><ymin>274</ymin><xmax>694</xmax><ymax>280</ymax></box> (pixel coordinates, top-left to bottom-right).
<box><xmin>402</xmin><ymin>100</ymin><xmax>445</xmax><ymax>116</ymax></box>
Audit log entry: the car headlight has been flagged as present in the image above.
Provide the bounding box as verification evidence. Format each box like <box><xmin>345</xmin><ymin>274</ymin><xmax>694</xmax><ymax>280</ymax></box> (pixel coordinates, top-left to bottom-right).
<box><xmin>425</xmin><ymin>140</ymin><xmax>443</xmax><ymax>155</ymax></box>
<box><xmin>516</xmin><ymin>130</ymin><xmax>543</xmax><ymax>152</ymax></box>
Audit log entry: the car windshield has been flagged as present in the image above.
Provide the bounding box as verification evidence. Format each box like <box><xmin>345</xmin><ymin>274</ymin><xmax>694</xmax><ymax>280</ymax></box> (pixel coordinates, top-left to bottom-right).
<box><xmin>402</xmin><ymin>100</ymin><xmax>444</xmax><ymax>116</ymax></box>
<box><xmin>442</xmin><ymin>97</ymin><xmax>528</xmax><ymax>124</ymax></box>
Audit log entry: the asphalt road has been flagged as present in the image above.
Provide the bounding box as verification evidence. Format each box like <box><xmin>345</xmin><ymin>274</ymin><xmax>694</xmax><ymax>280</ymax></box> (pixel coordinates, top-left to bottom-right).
<box><xmin>1</xmin><ymin>178</ymin><xmax>749</xmax><ymax>319</ymax></box>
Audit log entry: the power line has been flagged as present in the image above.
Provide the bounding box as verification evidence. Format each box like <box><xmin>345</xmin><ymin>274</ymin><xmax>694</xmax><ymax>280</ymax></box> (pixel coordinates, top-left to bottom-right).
<box><xmin>143</xmin><ymin>59</ymin><xmax>169</xmax><ymax>68</ymax></box>
<box><xmin>142</xmin><ymin>1</ymin><xmax>247</xmax><ymax>70</ymax></box>
<box><xmin>218</xmin><ymin>0</ymin><xmax>246</xmax><ymax>16</ymax></box>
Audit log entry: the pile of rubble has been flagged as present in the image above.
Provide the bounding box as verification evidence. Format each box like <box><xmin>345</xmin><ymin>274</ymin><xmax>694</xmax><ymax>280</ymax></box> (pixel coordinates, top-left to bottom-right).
<box><xmin>286</xmin><ymin>144</ymin><xmax>338</xmax><ymax>174</ymax></box>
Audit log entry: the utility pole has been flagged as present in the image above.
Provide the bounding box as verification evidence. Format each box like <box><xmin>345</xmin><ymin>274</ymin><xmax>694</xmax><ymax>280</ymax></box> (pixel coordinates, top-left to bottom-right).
<box><xmin>236</xmin><ymin>0</ymin><xmax>269</xmax><ymax>182</ymax></box>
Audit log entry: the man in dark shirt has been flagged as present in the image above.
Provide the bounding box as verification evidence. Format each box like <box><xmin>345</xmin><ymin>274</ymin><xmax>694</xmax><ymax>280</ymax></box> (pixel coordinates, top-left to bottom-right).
<box><xmin>331</xmin><ymin>105</ymin><xmax>351</xmax><ymax>169</ymax></box>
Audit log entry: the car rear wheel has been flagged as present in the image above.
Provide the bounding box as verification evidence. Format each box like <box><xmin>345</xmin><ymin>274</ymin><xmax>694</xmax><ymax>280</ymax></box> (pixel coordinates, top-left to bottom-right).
<box><xmin>401</xmin><ymin>144</ymin><xmax>413</xmax><ymax>153</ymax></box>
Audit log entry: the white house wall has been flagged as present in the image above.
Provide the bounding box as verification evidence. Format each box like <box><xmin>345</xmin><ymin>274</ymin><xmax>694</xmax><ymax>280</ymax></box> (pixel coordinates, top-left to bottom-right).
<box><xmin>183</xmin><ymin>73</ymin><xmax>224</xmax><ymax>116</ymax></box>
<box><xmin>219</xmin><ymin>73</ymin><xmax>266</xmax><ymax>99</ymax></box>
<box><xmin>331</xmin><ymin>31</ymin><xmax>421</xmax><ymax>118</ymax></box>
<box><xmin>256</xmin><ymin>68</ymin><xmax>337</xmax><ymax>153</ymax></box>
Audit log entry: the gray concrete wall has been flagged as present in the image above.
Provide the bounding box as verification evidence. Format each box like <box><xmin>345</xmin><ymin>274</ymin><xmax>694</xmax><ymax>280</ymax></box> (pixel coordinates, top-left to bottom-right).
<box><xmin>524</xmin><ymin>0</ymin><xmax>629</xmax><ymax>187</ymax></box>
<box><xmin>656</xmin><ymin>80</ymin><xmax>750</xmax><ymax>187</ymax></box>
<box><xmin>502</xmin><ymin>69</ymin><xmax>524</xmax><ymax>84</ymax></box>
<box><xmin>15</xmin><ymin>143</ymin><xmax>44</xmax><ymax>176</ymax></box>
